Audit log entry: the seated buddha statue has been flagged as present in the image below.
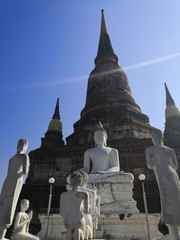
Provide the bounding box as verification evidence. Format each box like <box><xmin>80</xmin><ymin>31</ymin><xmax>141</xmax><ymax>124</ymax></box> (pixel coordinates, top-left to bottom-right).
<box><xmin>83</xmin><ymin>122</ymin><xmax>133</xmax><ymax>184</ymax></box>
<box><xmin>80</xmin><ymin>122</ymin><xmax>138</xmax><ymax>214</ymax></box>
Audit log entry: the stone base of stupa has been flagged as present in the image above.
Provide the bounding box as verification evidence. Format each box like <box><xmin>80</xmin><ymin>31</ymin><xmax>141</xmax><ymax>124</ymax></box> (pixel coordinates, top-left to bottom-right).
<box><xmin>37</xmin><ymin>213</ymin><xmax>162</xmax><ymax>240</ymax></box>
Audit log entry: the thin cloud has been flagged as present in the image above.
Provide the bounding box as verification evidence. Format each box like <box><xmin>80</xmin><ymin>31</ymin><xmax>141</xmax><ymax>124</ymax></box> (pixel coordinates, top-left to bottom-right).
<box><xmin>44</xmin><ymin>75</ymin><xmax>88</xmax><ymax>85</ymax></box>
<box><xmin>3</xmin><ymin>52</ymin><xmax>180</xmax><ymax>90</ymax></box>
<box><xmin>124</xmin><ymin>52</ymin><xmax>180</xmax><ymax>70</ymax></box>
<box><xmin>2</xmin><ymin>75</ymin><xmax>88</xmax><ymax>91</ymax></box>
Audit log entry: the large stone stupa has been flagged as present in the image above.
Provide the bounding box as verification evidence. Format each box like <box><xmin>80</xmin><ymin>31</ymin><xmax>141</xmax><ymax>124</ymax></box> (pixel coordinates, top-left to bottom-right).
<box><xmin>19</xmin><ymin>10</ymin><xmax>162</xmax><ymax>235</ymax></box>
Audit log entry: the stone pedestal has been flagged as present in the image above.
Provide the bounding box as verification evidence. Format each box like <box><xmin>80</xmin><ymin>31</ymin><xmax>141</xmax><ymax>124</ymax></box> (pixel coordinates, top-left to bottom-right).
<box><xmin>37</xmin><ymin>213</ymin><xmax>162</xmax><ymax>240</ymax></box>
<box><xmin>88</xmin><ymin>172</ymin><xmax>139</xmax><ymax>214</ymax></box>
<box><xmin>96</xmin><ymin>214</ymin><xmax>162</xmax><ymax>239</ymax></box>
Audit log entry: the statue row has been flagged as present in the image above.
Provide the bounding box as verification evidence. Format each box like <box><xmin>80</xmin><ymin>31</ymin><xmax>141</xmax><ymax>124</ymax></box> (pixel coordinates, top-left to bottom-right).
<box><xmin>1</xmin><ymin>123</ymin><xmax>180</xmax><ymax>240</ymax></box>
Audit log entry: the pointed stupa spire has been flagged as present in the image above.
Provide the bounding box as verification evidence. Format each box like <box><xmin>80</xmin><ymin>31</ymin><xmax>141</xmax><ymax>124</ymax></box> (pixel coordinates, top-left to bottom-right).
<box><xmin>164</xmin><ymin>83</ymin><xmax>180</xmax><ymax>119</ymax></box>
<box><xmin>48</xmin><ymin>98</ymin><xmax>62</xmax><ymax>132</ymax></box>
<box><xmin>100</xmin><ymin>9</ymin><xmax>108</xmax><ymax>34</ymax></box>
<box><xmin>165</xmin><ymin>83</ymin><xmax>175</xmax><ymax>107</ymax></box>
<box><xmin>95</xmin><ymin>9</ymin><xmax>118</xmax><ymax>65</ymax></box>
<box><xmin>52</xmin><ymin>98</ymin><xmax>60</xmax><ymax>120</ymax></box>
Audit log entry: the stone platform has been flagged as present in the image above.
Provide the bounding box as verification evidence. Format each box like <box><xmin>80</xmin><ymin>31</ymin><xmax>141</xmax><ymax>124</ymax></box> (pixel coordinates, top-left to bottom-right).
<box><xmin>37</xmin><ymin>213</ymin><xmax>162</xmax><ymax>240</ymax></box>
<box><xmin>87</xmin><ymin>172</ymin><xmax>139</xmax><ymax>215</ymax></box>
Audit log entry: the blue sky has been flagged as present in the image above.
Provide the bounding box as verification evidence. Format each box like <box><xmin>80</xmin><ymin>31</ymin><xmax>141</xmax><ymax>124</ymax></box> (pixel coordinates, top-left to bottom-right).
<box><xmin>1</xmin><ymin>0</ymin><xmax>180</xmax><ymax>190</ymax></box>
